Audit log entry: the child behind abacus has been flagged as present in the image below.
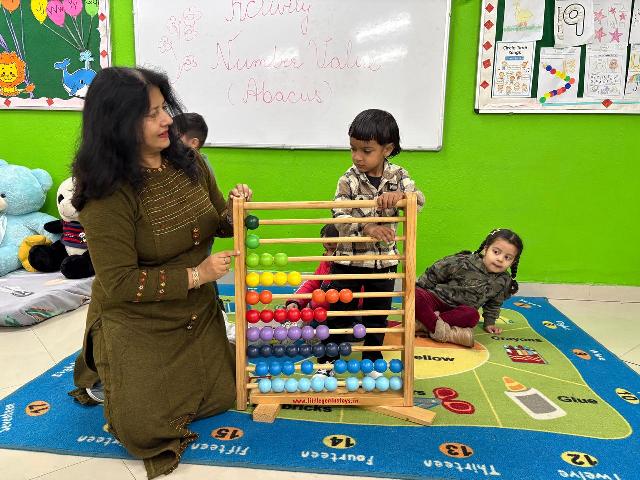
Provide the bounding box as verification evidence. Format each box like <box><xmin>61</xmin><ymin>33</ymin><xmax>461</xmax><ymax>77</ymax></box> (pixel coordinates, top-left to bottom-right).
<box><xmin>315</xmin><ymin>109</ymin><xmax>425</xmax><ymax>379</ymax></box>
<box><xmin>416</xmin><ymin>228</ymin><xmax>524</xmax><ymax>347</ymax></box>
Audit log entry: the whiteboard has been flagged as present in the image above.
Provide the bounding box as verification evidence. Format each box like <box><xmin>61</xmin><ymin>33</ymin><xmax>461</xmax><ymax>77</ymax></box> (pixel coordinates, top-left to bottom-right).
<box><xmin>133</xmin><ymin>0</ymin><xmax>451</xmax><ymax>150</ymax></box>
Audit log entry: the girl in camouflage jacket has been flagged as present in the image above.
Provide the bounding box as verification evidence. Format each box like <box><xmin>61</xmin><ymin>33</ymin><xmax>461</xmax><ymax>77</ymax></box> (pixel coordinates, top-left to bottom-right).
<box><xmin>416</xmin><ymin>229</ymin><xmax>523</xmax><ymax>347</ymax></box>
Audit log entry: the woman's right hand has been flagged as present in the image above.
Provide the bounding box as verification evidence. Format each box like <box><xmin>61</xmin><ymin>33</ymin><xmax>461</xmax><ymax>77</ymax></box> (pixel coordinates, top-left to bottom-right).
<box><xmin>198</xmin><ymin>250</ymin><xmax>239</xmax><ymax>282</ymax></box>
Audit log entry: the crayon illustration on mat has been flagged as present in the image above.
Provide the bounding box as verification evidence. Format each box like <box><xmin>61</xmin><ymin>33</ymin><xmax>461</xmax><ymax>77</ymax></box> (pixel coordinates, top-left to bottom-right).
<box><xmin>476</xmin><ymin>0</ymin><xmax>640</xmax><ymax>113</ymax></box>
<box><xmin>1</xmin><ymin>296</ymin><xmax>639</xmax><ymax>480</ymax></box>
<box><xmin>0</xmin><ymin>0</ymin><xmax>111</xmax><ymax>110</ymax></box>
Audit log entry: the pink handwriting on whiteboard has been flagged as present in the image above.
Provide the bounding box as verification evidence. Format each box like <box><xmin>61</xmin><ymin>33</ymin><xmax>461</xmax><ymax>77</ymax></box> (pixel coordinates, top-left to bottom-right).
<box><xmin>310</xmin><ymin>38</ymin><xmax>381</xmax><ymax>72</ymax></box>
<box><xmin>226</xmin><ymin>78</ymin><xmax>331</xmax><ymax>105</ymax></box>
<box><xmin>210</xmin><ymin>32</ymin><xmax>304</xmax><ymax>71</ymax></box>
<box><xmin>224</xmin><ymin>0</ymin><xmax>312</xmax><ymax>35</ymax></box>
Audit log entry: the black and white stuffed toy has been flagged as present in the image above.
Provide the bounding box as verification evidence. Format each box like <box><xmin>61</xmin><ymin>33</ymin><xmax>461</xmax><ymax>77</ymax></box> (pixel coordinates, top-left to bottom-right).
<box><xmin>28</xmin><ymin>178</ymin><xmax>94</xmax><ymax>279</ymax></box>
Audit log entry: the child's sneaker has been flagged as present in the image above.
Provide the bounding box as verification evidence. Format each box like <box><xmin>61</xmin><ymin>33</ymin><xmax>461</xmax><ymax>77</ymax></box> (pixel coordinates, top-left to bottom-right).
<box><xmin>85</xmin><ymin>382</ymin><xmax>104</xmax><ymax>403</ymax></box>
<box><xmin>448</xmin><ymin>326</ymin><xmax>474</xmax><ymax>347</ymax></box>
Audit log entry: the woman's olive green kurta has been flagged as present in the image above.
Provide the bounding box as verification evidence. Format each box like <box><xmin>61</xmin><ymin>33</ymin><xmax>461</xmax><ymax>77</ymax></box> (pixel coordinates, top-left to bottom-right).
<box><xmin>76</xmin><ymin>159</ymin><xmax>235</xmax><ymax>478</ymax></box>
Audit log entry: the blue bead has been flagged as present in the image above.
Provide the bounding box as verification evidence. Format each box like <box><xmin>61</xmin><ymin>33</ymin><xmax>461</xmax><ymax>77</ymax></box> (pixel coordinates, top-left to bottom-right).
<box><xmin>389</xmin><ymin>359</ymin><xmax>403</xmax><ymax>373</ymax></box>
<box><xmin>254</xmin><ymin>362</ymin><xmax>269</xmax><ymax>376</ymax></box>
<box><xmin>360</xmin><ymin>359</ymin><xmax>374</xmax><ymax>374</ymax></box>
<box><xmin>545</xmin><ymin>65</ymin><xmax>552</xmax><ymax>71</ymax></box>
<box><xmin>298</xmin><ymin>377</ymin><xmax>311</xmax><ymax>392</ymax></box>
<box><xmin>374</xmin><ymin>359</ymin><xmax>388</xmax><ymax>373</ymax></box>
<box><xmin>300</xmin><ymin>360</ymin><xmax>314</xmax><ymax>375</ymax></box>
<box><xmin>282</xmin><ymin>361</ymin><xmax>295</xmax><ymax>376</ymax></box>
<box><xmin>272</xmin><ymin>345</ymin><xmax>286</xmax><ymax>357</ymax></box>
<box><xmin>389</xmin><ymin>376</ymin><xmax>403</xmax><ymax>391</ymax></box>
<box><xmin>333</xmin><ymin>359</ymin><xmax>348</xmax><ymax>374</ymax></box>
<box><xmin>566</xmin><ymin>83</ymin><xmax>571</xmax><ymax>89</ymax></box>
<box><xmin>375</xmin><ymin>376</ymin><xmax>390</xmax><ymax>392</ymax></box>
<box><xmin>258</xmin><ymin>378</ymin><xmax>271</xmax><ymax>393</ymax></box>
<box><xmin>299</xmin><ymin>343</ymin><xmax>313</xmax><ymax>357</ymax></box>
<box><xmin>285</xmin><ymin>378</ymin><xmax>298</xmax><ymax>393</ymax></box>
<box><xmin>269</xmin><ymin>362</ymin><xmax>282</xmax><ymax>376</ymax></box>
<box><xmin>247</xmin><ymin>345</ymin><xmax>260</xmax><ymax>358</ymax></box>
<box><xmin>345</xmin><ymin>376</ymin><xmax>360</xmax><ymax>392</ymax></box>
<box><xmin>325</xmin><ymin>377</ymin><xmax>338</xmax><ymax>392</ymax></box>
<box><xmin>312</xmin><ymin>344</ymin><xmax>325</xmax><ymax>358</ymax></box>
<box><xmin>338</xmin><ymin>342</ymin><xmax>352</xmax><ymax>356</ymax></box>
<box><xmin>271</xmin><ymin>378</ymin><xmax>285</xmax><ymax>393</ymax></box>
<box><xmin>347</xmin><ymin>359</ymin><xmax>361</xmax><ymax>374</ymax></box>
<box><xmin>286</xmin><ymin>345</ymin><xmax>299</xmax><ymax>357</ymax></box>
<box><xmin>325</xmin><ymin>342</ymin><xmax>339</xmax><ymax>357</ymax></box>
<box><xmin>311</xmin><ymin>376</ymin><xmax>325</xmax><ymax>392</ymax></box>
<box><xmin>362</xmin><ymin>376</ymin><xmax>376</xmax><ymax>391</ymax></box>
<box><xmin>259</xmin><ymin>345</ymin><xmax>272</xmax><ymax>357</ymax></box>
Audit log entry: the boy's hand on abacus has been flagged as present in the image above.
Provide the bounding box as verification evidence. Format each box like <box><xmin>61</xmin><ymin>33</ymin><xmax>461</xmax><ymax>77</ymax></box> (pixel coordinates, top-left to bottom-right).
<box><xmin>484</xmin><ymin>325</ymin><xmax>502</xmax><ymax>334</ymax></box>
<box><xmin>377</xmin><ymin>192</ymin><xmax>405</xmax><ymax>209</ymax></box>
<box><xmin>198</xmin><ymin>250</ymin><xmax>239</xmax><ymax>282</ymax></box>
<box><xmin>363</xmin><ymin>224</ymin><xmax>395</xmax><ymax>242</ymax></box>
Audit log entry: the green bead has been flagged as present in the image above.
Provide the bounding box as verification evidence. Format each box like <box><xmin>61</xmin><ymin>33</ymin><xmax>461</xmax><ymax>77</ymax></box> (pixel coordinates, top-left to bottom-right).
<box><xmin>539</xmin><ymin>97</ymin><xmax>546</xmax><ymax>104</ymax></box>
<box><xmin>564</xmin><ymin>76</ymin><xmax>570</xmax><ymax>82</ymax></box>
<box><xmin>246</xmin><ymin>253</ymin><xmax>260</xmax><ymax>267</ymax></box>
<box><xmin>274</xmin><ymin>252</ymin><xmax>288</xmax><ymax>267</ymax></box>
<box><xmin>246</xmin><ymin>234</ymin><xmax>260</xmax><ymax>249</ymax></box>
<box><xmin>260</xmin><ymin>252</ymin><xmax>274</xmax><ymax>267</ymax></box>
<box><xmin>244</xmin><ymin>215</ymin><xmax>259</xmax><ymax>230</ymax></box>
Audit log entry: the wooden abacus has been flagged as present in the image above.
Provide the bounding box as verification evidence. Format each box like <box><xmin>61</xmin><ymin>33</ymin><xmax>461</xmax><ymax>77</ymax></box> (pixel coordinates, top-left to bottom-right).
<box><xmin>233</xmin><ymin>193</ymin><xmax>435</xmax><ymax>425</ymax></box>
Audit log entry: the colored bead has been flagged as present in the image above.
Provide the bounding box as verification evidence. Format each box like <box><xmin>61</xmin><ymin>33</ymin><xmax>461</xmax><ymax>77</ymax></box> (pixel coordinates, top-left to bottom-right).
<box><xmin>282</xmin><ymin>361</ymin><xmax>295</xmax><ymax>376</ymax></box>
<box><xmin>345</xmin><ymin>377</ymin><xmax>360</xmax><ymax>392</ymax></box>
<box><xmin>245</xmin><ymin>234</ymin><xmax>260</xmax><ymax>249</ymax></box>
<box><xmin>353</xmin><ymin>324</ymin><xmax>366</xmax><ymax>339</ymax></box>
<box><xmin>244</xmin><ymin>215</ymin><xmax>259</xmax><ymax>230</ymax></box>
<box><xmin>246</xmin><ymin>253</ymin><xmax>260</xmax><ymax>267</ymax></box>
<box><xmin>298</xmin><ymin>377</ymin><xmax>311</xmax><ymax>392</ymax></box>
<box><xmin>285</xmin><ymin>345</ymin><xmax>299</xmax><ymax>357</ymax></box>
<box><xmin>311</xmin><ymin>377</ymin><xmax>325</xmax><ymax>392</ymax></box>
<box><xmin>325</xmin><ymin>377</ymin><xmax>338</xmax><ymax>392</ymax></box>
<box><xmin>258</xmin><ymin>378</ymin><xmax>271</xmax><ymax>393</ymax></box>
<box><xmin>254</xmin><ymin>362</ymin><xmax>269</xmax><ymax>376</ymax></box>
<box><xmin>299</xmin><ymin>343</ymin><xmax>313</xmax><ymax>357</ymax></box>
<box><xmin>274</xmin><ymin>252</ymin><xmax>288</xmax><ymax>267</ymax></box>
<box><xmin>287</xmin><ymin>326</ymin><xmax>302</xmax><ymax>341</ymax></box>
<box><xmin>259</xmin><ymin>345</ymin><xmax>272</xmax><ymax>357</ymax></box>
<box><xmin>389</xmin><ymin>359</ymin><xmax>403</xmax><ymax>373</ymax></box>
<box><xmin>259</xmin><ymin>327</ymin><xmax>274</xmax><ymax>341</ymax></box>
<box><xmin>274</xmin><ymin>271</ymin><xmax>288</xmax><ymax>286</ymax></box>
<box><xmin>301</xmin><ymin>325</ymin><xmax>315</xmax><ymax>340</ymax></box>
<box><xmin>274</xmin><ymin>326</ymin><xmax>288</xmax><ymax>341</ymax></box>
<box><xmin>312</xmin><ymin>344</ymin><xmax>326</xmax><ymax>358</ymax></box>
<box><xmin>285</xmin><ymin>378</ymin><xmax>298</xmax><ymax>393</ymax></box>
<box><xmin>334</xmin><ymin>359</ymin><xmax>348</xmax><ymax>374</ymax></box>
<box><xmin>347</xmin><ymin>359</ymin><xmax>361</xmax><ymax>374</ymax></box>
<box><xmin>246</xmin><ymin>272</ymin><xmax>260</xmax><ymax>287</ymax></box>
<box><xmin>362</xmin><ymin>376</ymin><xmax>376</xmax><ymax>392</ymax></box>
<box><xmin>287</xmin><ymin>271</ymin><xmax>302</xmax><ymax>286</ymax></box>
<box><xmin>272</xmin><ymin>345</ymin><xmax>286</xmax><ymax>357</ymax></box>
<box><xmin>271</xmin><ymin>378</ymin><xmax>285</xmax><ymax>393</ymax></box>
<box><xmin>338</xmin><ymin>342</ymin><xmax>352</xmax><ymax>356</ymax></box>
<box><xmin>301</xmin><ymin>360</ymin><xmax>314</xmax><ymax>375</ymax></box>
<box><xmin>260</xmin><ymin>271</ymin><xmax>274</xmax><ymax>286</ymax></box>
<box><xmin>389</xmin><ymin>376</ymin><xmax>403</xmax><ymax>391</ymax></box>
<box><xmin>247</xmin><ymin>327</ymin><xmax>260</xmax><ymax>342</ymax></box>
<box><xmin>269</xmin><ymin>362</ymin><xmax>282</xmax><ymax>376</ymax></box>
<box><xmin>315</xmin><ymin>325</ymin><xmax>330</xmax><ymax>340</ymax></box>
<box><xmin>260</xmin><ymin>253</ymin><xmax>274</xmax><ymax>267</ymax></box>
<box><xmin>375</xmin><ymin>376</ymin><xmax>390</xmax><ymax>392</ymax></box>
<box><xmin>325</xmin><ymin>342</ymin><xmax>339</xmax><ymax>357</ymax></box>
<box><xmin>374</xmin><ymin>359</ymin><xmax>388</xmax><ymax>373</ymax></box>
<box><xmin>247</xmin><ymin>345</ymin><xmax>260</xmax><ymax>358</ymax></box>
<box><xmin>360</xmin><ymin>359</ymin><xmax>374</xmax><ymax>374</ymax></box>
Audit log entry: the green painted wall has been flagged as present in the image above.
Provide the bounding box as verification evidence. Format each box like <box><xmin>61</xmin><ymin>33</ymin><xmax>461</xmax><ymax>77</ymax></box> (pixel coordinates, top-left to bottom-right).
<box><xmin>1</xmin><ymin>1</ymin><xmax>638</xmax><ymax>285</ymax></box>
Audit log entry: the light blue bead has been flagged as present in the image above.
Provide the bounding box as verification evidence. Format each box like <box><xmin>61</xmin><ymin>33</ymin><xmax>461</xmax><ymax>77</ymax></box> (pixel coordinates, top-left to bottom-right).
<box><xmin>389</xmin><ymin>359</ymin><xmax>403</xmax><ymax>373</ymax></box>
<box><xmin>389</xmin><ymin>376</ymin><xmax>403</xmax><ymax>391</ymax></box>
<box><xmin>360</xmin><ymin>359</ymin><xmax>374</xmax><ymax>374</ymax></box>
<box><xmin>271</xmin><ymin>378</ymin><xmax>285</xmax><ymax>393</ymax></box>
<box><xmin>345</xmin><ymin>376</ymin><xmax>360</xmax><ymax>392</ymax></box>
<box><xmin>362</xmin><ymin>376</ymin><xmax>376</xmax><ymax>391</ymax></box>
<box><xmin>300</xmin><ymin>360</ymin><xmax>314</xmax><ymax>375</ymax></box>
<box><xmin>282</xmin><ymin>361</ymin><xmax>295</xmax><ymax>376</ymax></box>
<box><xmin>285</xmin><ymin>378</ymin><xmax>298</xmax><ymax>393</ymax></box>
<box><xmin>325</xmin><ymin>377</ymin><xmax>338</xmax><ymax>392</ymax></box>
<box><xmin>333</xmin><ymin>359</ymin><xmax>348</xmax><ymax>374</ymax></box>
<box><xmin>298</xmin><ymin>377</ymin><xmax>311</xmax><ymax>392</ymax></box>
<box><xmin>374</xmin><ymin>359</ymin><xmax>388</xmax><ymax>373</ymax></box>
<box><xmin>258</xmin><ymin>378</ymin><xmax>271</xmax><ymax>393</ymax></box>
<box><xmin>375</xmin><ymin>376</ymin><xmax>390</xmax><ymax>392</ymax></box>
<box><xmin>311</xmin><ymin>376</ymin><xmax>325</xmax><ymax>392</ymax></box>
<box><xmin>347</xmin><ymin>359</ymin><xmax>361</xmax><ymax>374</ymax></box>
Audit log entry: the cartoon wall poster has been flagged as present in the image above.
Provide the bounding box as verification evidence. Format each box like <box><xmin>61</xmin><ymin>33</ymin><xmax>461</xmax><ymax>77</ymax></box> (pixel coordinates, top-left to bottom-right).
<box><xmin>0</xmin><ymin>0</ymin><xmax>111</xmax><ymax>109</ymax></box>
<box><xmin>624</xmin><ymin>44</ymin><xmax>640</xmax><ymax>97</ymax></box>
<box><xmin>492</xmin><ymin>42</ymin><xmax>535</xmax><ymax>98</ymax></box>
<box><xmin>537</xmin><ymin>47</ymin><xmax>581</xmax><ymax>103</ymax></box>
<box><xmin>584</xmin><ymin>44</ymin><xmax>627</xmax><ymax>98</ymax></box>
<box><xmin>554</xmin><ymin>0</ymin><xmax>596</xmax><ymax>46</ymax></box>
<box><xmin>502</xmin><ymin>0</ymin><xmax>546</xmax><ymax>41</ymax></box>
<box><xmin>630</xmin><ymin>4</ymin><xmax>640</xmax><ymax>44</ymax></box>
<box><xmin>593</xmin><ymin>0</ymin><xmax>632</xmax><ymax>45</ymax></box>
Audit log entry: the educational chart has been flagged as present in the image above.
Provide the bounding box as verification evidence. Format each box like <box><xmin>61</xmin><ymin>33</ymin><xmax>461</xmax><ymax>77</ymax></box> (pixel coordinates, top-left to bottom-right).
<box><xmin>476</xmin><ymin>0</ymin><xmax>640</xmax><ymax>112</ymax></box>
<box><xmin>0</xmin><ymin>0</ymin><xmax>111</xmax><ymax>110</ymax></box>
<box><xmin>1</xmin><ymin>296</ymin><xmax>639</xmax><ymax>479</ymax></box>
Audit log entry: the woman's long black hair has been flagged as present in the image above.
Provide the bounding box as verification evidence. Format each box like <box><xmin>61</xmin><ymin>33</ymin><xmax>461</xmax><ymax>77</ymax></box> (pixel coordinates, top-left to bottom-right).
<box><xmin>71</xmin><ymin>67</ymin><xmax>199</xmax><ymax>210</ymax></box>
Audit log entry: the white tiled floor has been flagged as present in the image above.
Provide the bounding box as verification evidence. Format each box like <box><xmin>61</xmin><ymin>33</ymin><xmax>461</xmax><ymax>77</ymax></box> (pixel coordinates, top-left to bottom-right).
<box><xmin>1</xmin><ymin>291</ymin><xmax>639</xmax><ymax>480</ymax></box>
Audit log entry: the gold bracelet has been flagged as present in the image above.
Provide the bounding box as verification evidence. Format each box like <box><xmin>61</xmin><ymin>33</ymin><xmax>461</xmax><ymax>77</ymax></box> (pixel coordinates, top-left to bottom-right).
<box><xmin>192</xmin><ymin>266</ymin><xmax>201</xmax><ymax>289</ymax></box>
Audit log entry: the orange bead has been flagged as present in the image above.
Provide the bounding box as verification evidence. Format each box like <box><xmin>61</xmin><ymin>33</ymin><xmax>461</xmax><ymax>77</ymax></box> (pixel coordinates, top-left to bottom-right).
<box><xmin>339</xmin><ymin>289</ymin><xmax>353</xmax><ymax>303</ymax></box>
<box><xmin>259</xmin><ymin>290</ymin><xmax>273</xmax><ymax>305</ymax></box>
<box><xmin>312</xmin><ymin>288</ymin><xmax>326</xmax><ymax>304</ymax></box>
<box><xmin>246</xmin><ymin>290</ymin><xmax>259</xmax><ymax>305</ymax></box>
<box><xmin>325</xmin><ymin>288</ymin><xmax>340</xmax><ymax>304</ymax></box>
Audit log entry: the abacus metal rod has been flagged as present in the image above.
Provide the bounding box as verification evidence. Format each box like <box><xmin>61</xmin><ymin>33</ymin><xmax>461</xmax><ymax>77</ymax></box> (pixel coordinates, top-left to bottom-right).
<box><xmin>245</xmin><ymin>199</ymin><xmax>407</xmax><ymax>210</ymax></box>
<box><xmin>258</xmin><ymin>217</ymin><xmax>405</xmax><ymax>225</ymax></box>
<box><xmin>301</xmin><ymin>273</ymin><xmax>404</xmax><ymax>280</ymax></box>
<box><xmin>258</xmin><ymin>236</ymin><xmax>406</xmax><ymax>244</ymax></box>
<box><xmin>270</xmin><ymin>291</ymin><xmax>404</xmax><ymax>300</ymax></box>
<box><xmin>287</xmin><ymin>254</ymin><xmax>404</xmax><ymax>263</ymax></box>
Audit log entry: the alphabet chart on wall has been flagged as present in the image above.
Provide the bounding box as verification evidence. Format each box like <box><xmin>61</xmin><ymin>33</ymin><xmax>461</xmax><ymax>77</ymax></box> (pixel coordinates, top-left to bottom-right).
<box><xmin>476</xmin><ymin>0</ymin><xmax>640</xmax><ymax>113</ymax></box>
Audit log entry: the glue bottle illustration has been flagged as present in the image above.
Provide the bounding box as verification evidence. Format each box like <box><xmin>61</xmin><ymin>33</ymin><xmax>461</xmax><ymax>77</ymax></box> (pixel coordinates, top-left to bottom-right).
<box><xmin>503</xmin><ymin>376</ymin><xmax>566</xmax><ymax>420</ymax></box>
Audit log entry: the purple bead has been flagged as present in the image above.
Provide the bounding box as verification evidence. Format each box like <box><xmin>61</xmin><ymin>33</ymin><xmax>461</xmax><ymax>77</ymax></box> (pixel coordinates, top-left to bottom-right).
<box><xmin>259</xmin><ymin>327</ymin><xmax>274</xmax><ymax>341</ymax></box>
<box><xmin>352</xmin><ymin>323</ymin><xmax>366</xmax><ymax>339</ymax></box>
<box><xmin>315</xmin><ymin>325</ymin><xmax>330</xmax><ymax>340</ymax></box>
<box><xmin>288</xmin><ymin>326</ymin><xmax>302</xmax><ymax>341</ymax></box>
<box><xmin>301</xmin><ymin>325</ymin><xmax>315</xmax><ymax>340</ymax></box>
<box><xmin>274</xmin><ymin>326</ymin><xmax>288</xmax><ymax>341</ymax></box>
<box><xmin>247</xmin><ymin>327</ymin><xmax>260</xmax><ymax>342</ymax></box>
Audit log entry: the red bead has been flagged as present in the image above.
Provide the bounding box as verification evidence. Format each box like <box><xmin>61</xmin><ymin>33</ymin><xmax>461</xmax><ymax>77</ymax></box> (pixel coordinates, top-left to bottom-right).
<box><xmin>259</xmin><ymin>309</ymin><xmax>274</xmax><ymax>323</ymax></box>
<box><xmin>300</xmin><ymin>307</ymin><xmax>314</xmax><ymax>322</ymax></box>
<box><xmin>273</xmin><ymin>308</ymin><xmax>287</xmax><ymax>323</ymax></box>
<box><xmin>287</xmin><ymin>308</ymin><xmax>301</xmax><ymax>322</ymax></box>
<box><xmin>314</xmin><ymin>307</ymin><xmax>327</xmax><ymax>322</ymax></box>
<box><xmin>246</xmin><ymin>310</ymin><xmax>260</xmax><ymax>323</ymax></box>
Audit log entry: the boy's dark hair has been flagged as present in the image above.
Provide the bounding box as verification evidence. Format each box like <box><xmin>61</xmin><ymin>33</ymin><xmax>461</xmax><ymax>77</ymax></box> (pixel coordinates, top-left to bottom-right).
<box><xmin>320</xmin><ymin>224</ymin><xmax>339</xmax><ymax>238</ymax></box>
<box><xmin>174</xmin><ymin>112</ymin><xmax>209</xmax><ymax>148</ymax></box>
<box><xmin>474</xmin><ymin>228</ymin><xmax>524</xmax><ymax>295</ymax></box>
<box><xmin>348</xmin><ymin>109</ymin><xmax>401</xmax><ymax>157</ymax></box>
